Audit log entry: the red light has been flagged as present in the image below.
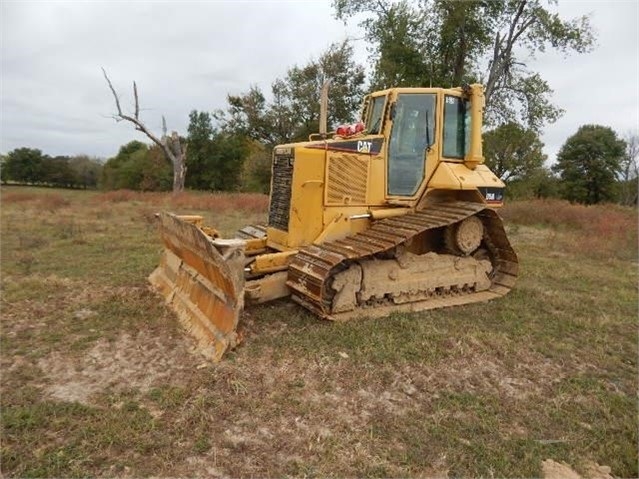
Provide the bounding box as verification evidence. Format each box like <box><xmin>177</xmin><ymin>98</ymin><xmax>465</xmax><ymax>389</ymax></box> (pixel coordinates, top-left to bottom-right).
<box><xmin>336</xmin><ymin>122</ymin><xmax>366</xmax><ymax>138</ymax></box>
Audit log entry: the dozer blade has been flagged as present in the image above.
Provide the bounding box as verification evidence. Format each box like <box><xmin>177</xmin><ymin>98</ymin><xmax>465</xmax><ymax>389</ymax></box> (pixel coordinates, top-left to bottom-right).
<box><xmin>148</xmin><ymin>212</ymin><xmax>245</xmax><ymax>361</ymax></box>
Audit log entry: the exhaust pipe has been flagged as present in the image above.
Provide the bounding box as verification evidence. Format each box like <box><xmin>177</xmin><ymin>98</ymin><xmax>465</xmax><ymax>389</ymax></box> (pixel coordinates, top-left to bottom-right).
<box><xmin>319</xmin><ymin>79</ymin><xmax>331</xmax><ymax>138</ymax></box>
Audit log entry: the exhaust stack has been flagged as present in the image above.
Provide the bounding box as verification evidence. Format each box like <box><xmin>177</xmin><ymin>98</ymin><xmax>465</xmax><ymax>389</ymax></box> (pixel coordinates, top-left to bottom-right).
<box><xmin>319</xmin><ymin>79</ymin><xmax>331</xmax><ymax>137</ymax></box>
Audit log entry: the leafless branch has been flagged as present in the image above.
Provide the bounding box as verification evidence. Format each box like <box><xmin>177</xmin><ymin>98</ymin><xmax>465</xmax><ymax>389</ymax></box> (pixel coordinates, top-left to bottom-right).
<box><xmin>102</xmin><ymin>69</ymin><xmax>164</xmax><ymax>147</ymax></box>
<box><xmin>102</xmin><ymin>67</ymin><xmax>123</xmax><ymax>117</ymax></box>
<box><xmin>133</xmin><ymin>81</ymin><xmax>139</xmax><ymax>120</ymax></box>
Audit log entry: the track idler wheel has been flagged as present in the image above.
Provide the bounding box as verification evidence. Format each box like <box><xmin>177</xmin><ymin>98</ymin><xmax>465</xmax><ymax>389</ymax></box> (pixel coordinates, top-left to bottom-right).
<box><xmin>445</xmin><ymin>215</ymin><xmax>483</xmax><ymax>255</ymax></box>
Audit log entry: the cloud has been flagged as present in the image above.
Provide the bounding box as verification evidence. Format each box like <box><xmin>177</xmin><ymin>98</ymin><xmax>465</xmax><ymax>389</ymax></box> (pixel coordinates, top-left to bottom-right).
<box><xmin>1</xmin><ymin>0</ymin><xmax>637</xmax><ymax>164</ymax></box>
<box><xmin>531</xmin><ymin>0</ymin><xmax>639</xmax><ymax>162</ymax></box>
<box><xmin>1</xmin><ymin>0</ymin><xmax>363</xmax><ymax>157</ymax></box>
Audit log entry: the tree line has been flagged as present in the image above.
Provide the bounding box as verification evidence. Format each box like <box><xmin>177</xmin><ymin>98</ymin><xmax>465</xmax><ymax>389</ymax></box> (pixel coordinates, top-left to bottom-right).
<box><xmin>0</xmin><ymin>149</ymin><xmax>102</xmax><ymax>189</ymax></box>
<box><xmin>3</xmin><ymin>1</ymin><xmax>637</xmax><ymax>206</ymax></box>
<box><xmin>4</xmin><ymin>122</ymin><xmax>635</xmax><ymax>206</ymax></box>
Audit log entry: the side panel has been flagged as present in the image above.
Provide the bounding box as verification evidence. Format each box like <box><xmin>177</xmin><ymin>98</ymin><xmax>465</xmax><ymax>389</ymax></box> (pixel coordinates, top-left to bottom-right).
<box><xmin>325</xmin><ymin>152</ymin><xmax>370</xmax><ymax>205</ymax></box>
<box><xmin>321</xmin><ymin>136</ymin><xmax>387</xmax><ymax>207</ymax></box>
<box><xmin>267</xmin><ymin>145</ymin><xmax>326</xmax><ymax>249</ymax></box>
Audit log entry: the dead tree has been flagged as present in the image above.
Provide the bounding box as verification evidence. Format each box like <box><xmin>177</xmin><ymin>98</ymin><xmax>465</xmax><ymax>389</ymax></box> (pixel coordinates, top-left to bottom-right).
<box><xmin>102</xmin><ymin>68</ymin><xmax>186</xmax><ymax>192</ymax></box>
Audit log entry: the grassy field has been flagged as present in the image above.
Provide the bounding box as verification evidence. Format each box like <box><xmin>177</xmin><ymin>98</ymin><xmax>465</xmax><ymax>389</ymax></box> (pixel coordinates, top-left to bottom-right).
<box><xmin>1</xmin><ymin>186</ymin><xmax>637</xmax><ymax>478</ymax></box>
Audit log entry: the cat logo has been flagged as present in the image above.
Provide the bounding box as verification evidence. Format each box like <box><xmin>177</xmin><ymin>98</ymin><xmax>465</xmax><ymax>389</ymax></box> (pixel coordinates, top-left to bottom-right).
<box><xmin>357</xmin><ymin>140</ymin><xmax>372</xmax><ymax>153</ymax></box>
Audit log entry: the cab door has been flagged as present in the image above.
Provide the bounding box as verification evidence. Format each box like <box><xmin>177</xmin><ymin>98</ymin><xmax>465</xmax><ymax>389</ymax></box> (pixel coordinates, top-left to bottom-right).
<box><xmin>386</xmin><ymin>92</ymin><xmax>437</xmax><ymax>198</ymax></box>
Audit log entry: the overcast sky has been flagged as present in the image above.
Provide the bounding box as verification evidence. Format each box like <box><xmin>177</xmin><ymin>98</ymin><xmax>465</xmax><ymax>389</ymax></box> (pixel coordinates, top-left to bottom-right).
<box><xmin>1</xmin><ymin>0</ymin><xmax>637</xmax><ymax>164</ymax></box>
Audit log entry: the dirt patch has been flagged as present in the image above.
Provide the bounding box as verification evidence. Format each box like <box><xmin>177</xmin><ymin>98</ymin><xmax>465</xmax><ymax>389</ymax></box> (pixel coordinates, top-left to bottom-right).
<box><xmin>542</xmin><ymin>459</ymin><xmax>613</xmax><ymax>479</ymax></box>
<box><xmin>168</xmin><ymin>345</ymin><xmax>569</xmax><ymax>477</ymax></box>
<box><xmin>507</xmin><ymin>225</ymin><xmax>556</xmax><ymax>243</ymax></box>
<box><xmin>37</xmin><ymin>330</ymin><xmax>198</xmax><ymax>405</ymax></box>
<box><xmin>404</xmin><ymin>347</ymin><xmax>567</xmax><ymax>401</ymax></box>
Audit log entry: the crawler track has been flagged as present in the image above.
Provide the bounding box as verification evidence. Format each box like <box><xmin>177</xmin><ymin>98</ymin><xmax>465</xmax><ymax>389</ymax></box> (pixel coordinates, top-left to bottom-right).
<box><xmin>286</xmin><ymin>201</ymin><xmax>518</xmax><ymax>320</ymax></box>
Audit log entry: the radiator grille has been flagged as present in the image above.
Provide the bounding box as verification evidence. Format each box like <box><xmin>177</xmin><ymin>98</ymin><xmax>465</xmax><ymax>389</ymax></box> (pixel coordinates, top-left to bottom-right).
<box><xmin>268</xmin><ymin>156</ymin><xmax>293</xmax><ymax>231</ymax></box>
<box><xmin>327</xmin><ymin>154</ymin><xmax>369</xmax><ymax>204</ymax></box>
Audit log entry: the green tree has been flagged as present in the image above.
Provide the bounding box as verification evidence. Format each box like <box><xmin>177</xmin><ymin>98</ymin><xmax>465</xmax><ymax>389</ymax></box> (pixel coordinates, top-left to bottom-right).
<box><xmin>507</xmin><ymin>167</ymin><xmax>560</xmax><ymax>199</ymax></box>
<box><xmin>101</xmin><ymin>141</ymin><xmax>146</xmax><ymax>190</ymax></box>
<box><xmin>69</xmin><ymin>155</ymin><xmax>103</xmax><ymax>189</ymax></box>
<box><xmin>239</xmin><ymin>140</ymin><xmax>272</xmax><ymax>193</ymax></box>
<box><xmin>483</xmin><ymin>122</ymin><xmax>547</xmax><ymax>181</ymax></box>
<box><xmin>369</xmin><ymin>3</ymin><xmax>430</xmax><ymax>89</ymax></box>
<box><xmin>110</xmin><ymin>146</ymin><xmax>148</xmax><ymax>190</ymax></box>
<box><xmin>42</xmin><ymin>156</ymin><xmax>77</xmax><ymax>187</ymax></box>
<box><xmin>186</xmin><ymin>110</ymin><xmax>248</xmax><ymax>191</ymax></box>
<box><xmin>101</xmin><ymin>141</ymin><xmax>171</xmax><ymax>191</ymax></box>
<box><xmin>0</xmin><ymin>154</ymin><xmax>7</xmax><ymax>183</ymax></box>
<box><xmin>138</xmin><ymin>145</ymin><xmax>173</xmax><ymax>191</ymax></box>
<box><xmin>186</xmin><ymin>110</ymin><xmax>217</xmax><ymax>190</ymax></box>
<box><xmin>209</xmin><ymin>131</ymin><xmax>249</xmax><ymax>191</ymax></box>
<box><xmin>616</xmin><ymin>131</ymin><xmax>638</xmax><ymax>206</ymax></box>
<box><xmin>334</xmin><ymin>0</ymin><xmax>595</xmax><ymax>131</ymax></box>
<box><xmin>218</xmin><ymin>41</ymin><xmax>366</xmax><ymax>147</ymax></box>
<box><xmin>553</xmin><ymin>125</ymin><xmax>625</xmax><ymax>204</ymax></box>
<box><xmin>3</xmin><ymin>148</ymin><xmax>46</xmax><ymax>183</ymax></box>
<box><xmin>222</xmin><ymin>87</ymin><xmax>275</xmax><ymax>144</ymax></box>
<box><xmin>214</xmin><ymin>42</ymin><xmax>365</xmax><ymax>192</ymax></box>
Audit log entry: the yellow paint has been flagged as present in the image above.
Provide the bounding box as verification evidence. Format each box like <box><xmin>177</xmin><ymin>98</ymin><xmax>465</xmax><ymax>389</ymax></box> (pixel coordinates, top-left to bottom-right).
<box><xmin>429</xmin><ymin>162</ymin><xmax>505</xmax><ymax>190</ymax></box>
<box><xmin>287</xmin><ymin>145</ymin><xmax>326</xmax><ymax>248</ymax></box>
<box><xmin>466</xmin><ymin>83</ymin><xmax>485</xmax><ymax>170</ymax></box>
<box><xmin>370</xmin><ymin>208</ymin><xmax>410</xmax><ymax>220</ymax></box>
<box><xmin>245</xmin><ymin>271</ymin><xmax>290</xmax><ymax>303</ymax></box>
<box><xmin>250</xmin><ymin>250</ymin><xmax>297</xmax><ymax>275</ymax></box>
<box><xmin>266</xmin><ymin>227</ymin><xmax>289</xmax><ymax>250</ymax></box>
<box><xmin>244</xmin><ymin>237</ymin><xmax>267</xmax><ymax>255</ymax></box>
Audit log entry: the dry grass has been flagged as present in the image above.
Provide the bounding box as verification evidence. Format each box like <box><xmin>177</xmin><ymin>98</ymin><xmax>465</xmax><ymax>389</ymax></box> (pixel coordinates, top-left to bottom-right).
<box><xmin>2</xmin><ymin>190</ymin><xmax>71</xmax><ymax>213</ymax></box>
<box><xmin>502</xmin><ymin>199</ymin><xmax>637</xmax><ymax>260</ymax></box>
<box><xmin>2</xmin><ymin>191</ymin><xmax>39</xmax><ymax>203</ymax></box>
<box><xmin>39</xmin><ymin>193</ymin><xmax>71</xmax><ymax>212</ymax></box>
<box><xmin>168</xmin><ymin>191</ymin><xmax>268</xmax><ymax>213</ymax></box>
<box><xmin>90</xmin><ymin>189</ymin><xmax>269</xmax><ymax>215</ymax></box>
<box><xmin>90</xmin><ymin>189</ymin><xmax>143</xmax><ymax>203</ymax></box>
<box><xmin>1</xmin><ymin>187</ymin><xmax>636</xmax><ymax>478</ymax></box>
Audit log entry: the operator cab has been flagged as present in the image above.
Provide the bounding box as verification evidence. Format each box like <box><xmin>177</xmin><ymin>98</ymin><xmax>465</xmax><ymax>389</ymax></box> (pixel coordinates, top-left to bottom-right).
<box><xmin>362</xmin><ymin>87</ymin><xmax>477</xmax><ymax>199</ymax></box>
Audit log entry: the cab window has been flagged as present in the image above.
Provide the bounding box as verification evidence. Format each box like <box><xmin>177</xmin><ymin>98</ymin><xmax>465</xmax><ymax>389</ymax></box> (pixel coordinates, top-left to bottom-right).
<box><xmin>366</xmin><ymin>95</ymin><xmax>386</xmax><ymax>134</ymax></box>
<box><xmin>443</xmin><ymin>95</ymin><xmax>471</xmax><ymax>158</ymax></box>
<box><xmin>387</xmin><ymin>93</ymin><xmax>436</xmax><ymax>196</ymax></box>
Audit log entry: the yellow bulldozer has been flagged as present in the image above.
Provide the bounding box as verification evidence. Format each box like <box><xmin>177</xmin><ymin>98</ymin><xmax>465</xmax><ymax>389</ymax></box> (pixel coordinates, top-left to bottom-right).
<box><xmin>149</xmin><ymin>83</ymin><xmax>519</xmax><ymax>361</ymax></box>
